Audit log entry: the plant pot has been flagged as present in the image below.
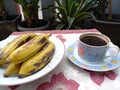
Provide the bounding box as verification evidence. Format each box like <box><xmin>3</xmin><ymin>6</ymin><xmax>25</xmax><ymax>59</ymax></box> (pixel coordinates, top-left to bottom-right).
<box><xmin>17</xmin><ymin>19</ymin><xmax>50</xmax><ymax>31</ymax></box>
<box><xmin>93</xmin><ymin>14</ymin><xmax>120</xmax><ymax>47</ymax></box>
<box><xmin>0</xmin><ymin>14</ymin><xmax>21</xmax><ymax>41</ymax></box>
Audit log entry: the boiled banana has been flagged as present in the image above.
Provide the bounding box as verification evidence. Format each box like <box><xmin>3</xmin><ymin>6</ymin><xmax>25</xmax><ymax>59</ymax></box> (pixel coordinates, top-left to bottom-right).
<box><xmin>4</xmin><ymin>63</ymin><xmax>21</xmax><ymax>77</ymax></box>
<box><xmin>6</xmin><ymin>34</ymin><xmax>51</xmax><ymax>64</ymax></box>
<box><xmin>0</xmin><ymin>33</ymin><xmax>37</xmax><ymax>66</ymax></box>
<box><xmin>18</xmin><ymin>41</ymin><xmax>55</xmax><ymax>78</ymax></box>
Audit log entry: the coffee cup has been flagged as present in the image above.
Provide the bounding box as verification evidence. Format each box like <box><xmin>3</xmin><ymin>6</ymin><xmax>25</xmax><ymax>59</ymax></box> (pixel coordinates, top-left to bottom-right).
<box><xmin>78</xmin><ymin>33</ymin><xmax>119</xmax><ymax>64</ymax></box>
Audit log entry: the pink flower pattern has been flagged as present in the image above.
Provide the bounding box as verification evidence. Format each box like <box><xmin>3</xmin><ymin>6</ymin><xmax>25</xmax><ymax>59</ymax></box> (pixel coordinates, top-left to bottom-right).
<box><xmin>9</xmin><ymin>85</ymin><xmax>19</xmax><ymax>90</ymax></box>
<box><xmin>36</xmin><ymin>72</ymin><xmax>79</xmax><ymax>90</ymax></box>
<box><xmin>89</xmin><ymin>70</ymin><xmax>118</xmax><ymax>86</ymax></box>
<box><xmin>56</xmin><ymin>35</ymin><xmax>66</xmax><ymax>42</ymax></box>
<box><xmin>78</xmin><ymin>45</ymin><xmax>84</xmax><ymax>56</ymax></box>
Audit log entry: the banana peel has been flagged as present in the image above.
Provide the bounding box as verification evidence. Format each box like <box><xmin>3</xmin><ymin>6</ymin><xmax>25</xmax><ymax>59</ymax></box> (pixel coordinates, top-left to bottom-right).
<box><xmin>18</xmin><ymin>41</ymin><xmax>55</xmax><ymax>78</ymax></box>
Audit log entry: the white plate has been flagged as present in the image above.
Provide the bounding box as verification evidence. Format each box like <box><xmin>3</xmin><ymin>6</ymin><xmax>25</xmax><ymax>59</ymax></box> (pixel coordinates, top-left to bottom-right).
<box><xmin>66</xmin><ymin>41</ymin><xmax>120</xmax><ymax>72</ymax></box>
<box><xmin>0</xmin><ymin>35</ymin><xmax>65</xmax><ymax>86</ymax></box>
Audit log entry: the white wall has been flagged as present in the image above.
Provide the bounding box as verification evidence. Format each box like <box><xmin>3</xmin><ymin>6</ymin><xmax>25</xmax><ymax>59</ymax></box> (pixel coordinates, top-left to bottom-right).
<box><xmin>112</xmin><ymin>0</ymin><xmax>120</xmax><ymax>14</ymax></box>
<box><xmin>4</xmin><ymin>0</ymin><xmax>17</xmax><ymax>15</ymax></box>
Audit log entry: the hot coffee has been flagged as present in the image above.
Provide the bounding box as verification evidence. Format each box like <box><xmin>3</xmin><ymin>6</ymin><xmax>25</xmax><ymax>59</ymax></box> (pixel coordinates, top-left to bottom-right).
<box><xmin>80</xmin><ymin>36</ymin><xmax>107</xmax><ymax>46</ymax></box>
<box><xmin>78</xmin><ymin>33</ymin><xmax>119</xmax><ymax>63</ymax></box>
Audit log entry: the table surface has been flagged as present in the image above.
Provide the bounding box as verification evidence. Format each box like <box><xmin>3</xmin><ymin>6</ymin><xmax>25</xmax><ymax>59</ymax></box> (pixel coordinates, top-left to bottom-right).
<box><xmin>0</xmin><ymin>29</ymin><xmax>120</xmax><ymax>90</ymax></box>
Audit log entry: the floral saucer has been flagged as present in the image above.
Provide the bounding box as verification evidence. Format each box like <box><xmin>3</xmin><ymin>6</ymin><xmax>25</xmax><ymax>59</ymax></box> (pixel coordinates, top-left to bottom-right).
<box><xmin>66</xmin><ymin>41</ymin><xmax>120</xmax><ymax>72</ymax></box>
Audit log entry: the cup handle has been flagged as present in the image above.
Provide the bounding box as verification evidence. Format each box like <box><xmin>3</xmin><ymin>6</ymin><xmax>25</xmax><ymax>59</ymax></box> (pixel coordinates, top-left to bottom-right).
<box><xmin>107</xmin><ymin>43</ymin><xmax>119</xmax><ymax>56</ymax></box>
<box><xmin>103</xmin><ymin>44</ymin><xmax>119</xmax><ymax>63</ymax></box>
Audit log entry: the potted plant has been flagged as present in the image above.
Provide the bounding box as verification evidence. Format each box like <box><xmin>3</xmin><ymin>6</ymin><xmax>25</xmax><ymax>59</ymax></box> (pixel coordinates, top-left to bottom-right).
<box><xmin>47</xmin><ymin>0</ymin><xmax>96</xmax><ymax>30</ymax></box>
<box><xmin>0</xmin><ymin>0</ymin><xmax>21</xmax><ymax>41</ymax></box>
<box><xmin>92</xmin><ymin>0</ymin><xmax>120</xmax><ymax>46</ymax></box>
<box><xmin>14</xmin><ymin>0</ymin><xmax>49</xmax><ymax>31</ymax></box>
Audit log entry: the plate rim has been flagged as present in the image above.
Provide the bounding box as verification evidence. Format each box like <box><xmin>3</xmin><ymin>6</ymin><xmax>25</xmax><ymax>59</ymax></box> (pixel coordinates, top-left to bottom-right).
<box><xmin>66</xmin><ymin>41</ymin><xmax>120</xmax><ymax>72</ymax></box>
<box><xmin>0</xmin><ymin>35</ymin><xmax>65</xmax><ymax>86</ymax></box>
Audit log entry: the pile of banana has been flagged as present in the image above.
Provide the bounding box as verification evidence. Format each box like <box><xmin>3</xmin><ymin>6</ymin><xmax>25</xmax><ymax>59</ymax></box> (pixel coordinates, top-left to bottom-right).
<box><xmin>0</xmin><ymin>33</ymin><xmax>55</xmax><ymax>78</ymax></box>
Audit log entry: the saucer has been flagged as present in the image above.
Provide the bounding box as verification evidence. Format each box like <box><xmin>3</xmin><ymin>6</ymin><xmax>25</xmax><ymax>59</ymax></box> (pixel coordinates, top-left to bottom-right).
<box><xmin>66</xmin><ymin>41</ymin><xmax>120</xmax><ymax>72</ymax></box>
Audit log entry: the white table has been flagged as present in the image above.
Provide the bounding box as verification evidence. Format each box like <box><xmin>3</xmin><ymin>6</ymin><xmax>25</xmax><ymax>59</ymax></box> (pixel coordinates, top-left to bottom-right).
<box><xmin>0</xmin><ymin>29</ymin><xmax>120</xmax><ymax>90</ymax></box>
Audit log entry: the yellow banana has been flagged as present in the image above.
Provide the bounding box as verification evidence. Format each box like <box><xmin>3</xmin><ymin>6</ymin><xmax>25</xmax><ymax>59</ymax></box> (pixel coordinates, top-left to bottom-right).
<box><xmin>0</xmin><ymin>33</ymin><xmax>37</xmax><ymax>66</ymax></box>
<box><xmin>6</xmin><ymin>34</ymin><xmax>51</xmax><ymax>64</ymax></box>
<box><xmin>4</xmin><ymin>63</ymin><xmax>21</xmax><ymax>77</ymax></box>
<box><xmin>18</xmin><ymin>41</ymin><xmax>55</xmax><ymax>78</ymax></box>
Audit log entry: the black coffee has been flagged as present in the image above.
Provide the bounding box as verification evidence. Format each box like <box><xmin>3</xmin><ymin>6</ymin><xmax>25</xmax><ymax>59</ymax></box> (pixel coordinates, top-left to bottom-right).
<box><xmin>80</xmin><ymin>36</ymin><xmax>107</xmax><ymax>46</ymax></box>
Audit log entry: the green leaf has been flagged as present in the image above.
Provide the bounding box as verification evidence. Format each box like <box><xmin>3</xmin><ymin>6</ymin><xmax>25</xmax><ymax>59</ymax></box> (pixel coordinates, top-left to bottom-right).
<box><xmin>80</xmin><ymin>0</ymin><xmax>95</xmax><ymax>12</ymax></box>
<box><xmin>62</xmin><ymin>0</ymin><xmax>68</xmax><ymax>10</ymax></box>
<box><xmin>55</xmin><ymin>23</ymin><xmax>65</xmax><ymax>30</ymax></box>
<box><xmin>74</xmin><ymin>12</ymin><xmax>95</xmax><ymax>23</ymax></box>
<box><xmin>68</xmin><ymin>16</ymin><xmax>75</xmax><ymax>29</ymax></box>
<box><xmin>69</xmin><ymin>1</ymin><xmax>78</xmax><ymax>16</ymax></box>
<box><xmin>30</xmin><ymin>0</ymin><xmax>39</xmax><ymax>5</ymax></box>
<box><xmin>73</xmin><ymin>0</ymin><xmax>85</xmax><ymax>16</ymax></box>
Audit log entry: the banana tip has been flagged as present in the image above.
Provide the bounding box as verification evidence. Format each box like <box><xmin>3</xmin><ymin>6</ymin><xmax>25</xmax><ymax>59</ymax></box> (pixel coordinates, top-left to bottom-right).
<box><xmin>5</xmin><ymin>58</ymin><xmax>10</xmax><ymax>64</ymax></box>
<box><xmin>18</xmin><ymin>74</ymin><xmax>25</xmax><ymax>78</ymax></box>
<box><xmin>5</xmin><ymin>60</ymin><xmax>10</xmax><ymax>64</ymax></box>
<box><xmin>46</xmin><ymin>33</ymin><xmax>51</xmax><ymax>37</ymax></box>
<box><xmin>4</xmin><ymin>74</ymin><xmax>9</xmax><ymax>77</ymax></box>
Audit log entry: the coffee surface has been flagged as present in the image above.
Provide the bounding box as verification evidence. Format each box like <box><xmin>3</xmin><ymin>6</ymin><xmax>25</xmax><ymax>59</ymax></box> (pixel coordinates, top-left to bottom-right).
<box><xmin>80</xmin><ymin>36</ymin><xmax>107</xmax><ymax>46</ymax></box>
